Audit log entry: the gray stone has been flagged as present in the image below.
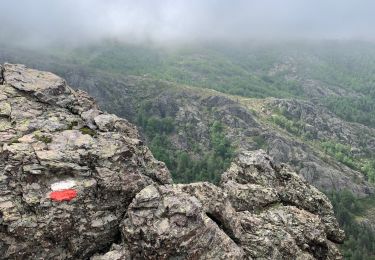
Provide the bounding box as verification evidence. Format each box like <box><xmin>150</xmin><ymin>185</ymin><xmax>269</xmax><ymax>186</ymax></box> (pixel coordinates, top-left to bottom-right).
<box><xmin>0</xmin><ymin>64</ymin><xmax>172</xmax><ymax>259</ymax></box>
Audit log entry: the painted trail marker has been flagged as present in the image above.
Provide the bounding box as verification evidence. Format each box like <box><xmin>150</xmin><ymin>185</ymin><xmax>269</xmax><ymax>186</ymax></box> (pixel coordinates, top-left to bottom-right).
<box><xmin>49</xmin><ymin>180</ymin><xmax>78</xmax><ymax>202</ymax></box>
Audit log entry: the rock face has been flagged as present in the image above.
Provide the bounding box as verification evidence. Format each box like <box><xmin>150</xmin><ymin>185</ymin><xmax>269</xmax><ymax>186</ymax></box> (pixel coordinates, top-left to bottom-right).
<box><xmin>267</xmin><ymin>99</ymin><xmax>375</xmax><ymax>154</ymax></box>
<box><xmin>0</xmin><ymin>64</ymin><xmax>171</xmax><ymax>259</ymax></box>
<box><xmin>0</xmin><ymin>64</ymin><xmax>344</xmax><ymax>259</ymax></box>
<box><xmin>122</xmin><ymin>151</ymin><xmax>344</xmax><ymax>259</ymax></box>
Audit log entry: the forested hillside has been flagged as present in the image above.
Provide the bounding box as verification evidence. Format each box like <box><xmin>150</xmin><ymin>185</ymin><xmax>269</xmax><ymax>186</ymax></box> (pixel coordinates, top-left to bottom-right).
<box><xmin>0</xmin><ymin>41</ymin><xmax>375</xmax><ymax>259</ymax></box>
<box><xmin>54</xmin><ymin>41</ymin><xmax>375</xmax><ymax>128</ymax></box>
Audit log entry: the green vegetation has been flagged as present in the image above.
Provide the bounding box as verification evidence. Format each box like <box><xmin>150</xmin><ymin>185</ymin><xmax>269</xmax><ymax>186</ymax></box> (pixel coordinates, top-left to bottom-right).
<box><xmin>271</xmin><ymin>113</ymin><xmax>306</xmax><ymax>136</ymax></box>
<box><xmin>54</xmin><ymin>42</ymin><xmax>306</xmax><ymax>99</ymax></box>
<box><xmin>325</xmin><ymin>96</ymin><xmax>375</xmax><ymax>128</ymax></box>
<box><xmin>68</xmin><ymin>121</ymin><xmax>78</xmax><ymax>130</ymax></box>
<box><xmin>269</xmin><ymin>109</ymin><xmax>375</xmax><ymax>184</ymax></box>
<box><xmin>363</xmin><ymin>161</ymin><xmax>375</xmax><ymax>183</ymax></box>
<box><xmin>321</xmin><ymin>141</ymin><xmax>357</xmax><ymax>169</ymax></box>
<box><xmin>321</xmin><ymin>141</ymin><xmax>375</xmax><ymax>183</ymax></box>
<box><xmin>41</xmin><ymin>41</ymin><xmax>373</xmax><ymax>129</ymax></box>
<box><xmin>137</xmin><ymin>103</ymin><xmax>233</xmax><ymax>183</ymax></box>
<box><xmin>9</xmin><ymin>137</ymin><xmax>20</xmax><ymax>144</ymax></box>
<box><xmin>327</xmin><ymin>190</ymin><xmax>375</xmax><ymax>260</ymax></box>
<box><xmin>79</xmin><ymin>127</ymin><xmax>97</xmax><ymax>137</ymax></box>
<box><xmin>252</xmin><ymin>135</ymin><xmax>267</xmax><ymax>149</ymax></box>
<box><xmin>3</xmin><ymin>41</ymin><xmax>375</xmax><ymax>127</ymax></box>
<box><xmin>34</xmin><ymin>133</ymin><xmax>52</xmax><ymax>144</ymax></box>
<box><xmin>269</xmin><ymin>109</ymin><xmax>315</xmax><ymax>140</ymax></box>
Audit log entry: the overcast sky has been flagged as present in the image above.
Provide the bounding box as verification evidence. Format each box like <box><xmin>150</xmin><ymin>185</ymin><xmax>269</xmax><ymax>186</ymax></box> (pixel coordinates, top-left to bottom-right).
<box><xmin>1</xmin><ymin>0</ymin><xmax>375</xmax><ymax>46</ymax></box>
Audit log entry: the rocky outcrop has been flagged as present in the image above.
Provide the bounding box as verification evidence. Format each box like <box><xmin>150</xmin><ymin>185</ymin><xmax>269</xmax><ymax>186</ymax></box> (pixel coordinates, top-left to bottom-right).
<box><xmin>267</xmin><ymin>99</ymin><xmax>375</xmax><ymax>153</ymax></box>
<box><xmin>0</xmin><ymin>64</ymin><xmax>171</xmax><ymax>259</ymax></box>
<box><xmin>261</xmin><ymin>99</ymin><xmax>375</xmax><ymax>197</ymax></box>
<box><xmin>120</xmin><ymin>151</ymin><xmax>344</xmax><ymax>259</ymax></box>
<box><xmin>0</xmin><ymin>64</ymin><xmax>344</xmax><ymax>259</ymax></box>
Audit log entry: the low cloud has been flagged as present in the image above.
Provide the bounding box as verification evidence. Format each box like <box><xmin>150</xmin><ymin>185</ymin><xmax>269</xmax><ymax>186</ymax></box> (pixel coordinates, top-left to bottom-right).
<box><xmin>1</xmin><ymin>0</ymin><xmax>375</xmax><ymax>47</ymax></box>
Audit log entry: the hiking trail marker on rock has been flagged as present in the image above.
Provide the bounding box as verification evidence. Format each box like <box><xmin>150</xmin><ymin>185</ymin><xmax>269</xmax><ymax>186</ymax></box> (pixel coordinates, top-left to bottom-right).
<box><xmin>49</xmin><ymin>180</ymin><xmax>77</xmax><ymax>201</ymax></box>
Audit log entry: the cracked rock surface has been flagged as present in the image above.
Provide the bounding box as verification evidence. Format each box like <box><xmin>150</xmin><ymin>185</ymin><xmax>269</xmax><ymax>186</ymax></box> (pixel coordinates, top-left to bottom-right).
<box><xmin>122</xmin><ymin>152</ymin><xmax>344</xmax><ymax>259</ymax></box>
<box><xmin>0</xmin><ymin>64</ymin><xmax>344</xmax><ymax>259</ymax></box>
<box><xmin>0</xmin><ymin>64</ymin><xmax>171</xmax><ymax>259</ymax></box>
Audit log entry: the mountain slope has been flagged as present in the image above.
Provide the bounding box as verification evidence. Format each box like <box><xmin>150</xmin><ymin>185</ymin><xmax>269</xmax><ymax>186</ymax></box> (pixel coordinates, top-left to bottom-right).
<box><xmin>1</xmin><ymin>42</ymin><xmax>375</xmax><ymax>258</ymax></box>
<box><xmin>0</xmin><ymin>64</ymin><xmax>344</xmax><ymax>259</ymax></box>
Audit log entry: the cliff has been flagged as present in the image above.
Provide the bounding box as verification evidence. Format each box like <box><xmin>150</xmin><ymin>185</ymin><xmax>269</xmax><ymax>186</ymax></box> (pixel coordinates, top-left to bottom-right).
<box><xmin>0</xmin><ymin>64</ymin><xmax>344</xmax><ymax>259</ymax></box>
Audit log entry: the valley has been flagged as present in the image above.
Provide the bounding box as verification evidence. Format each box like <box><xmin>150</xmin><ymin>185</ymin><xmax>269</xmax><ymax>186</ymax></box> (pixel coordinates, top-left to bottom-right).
<box><xmin>1</xmin><ymin>41</ymin><xmax>375</xmax><ymax>259</ymax></box>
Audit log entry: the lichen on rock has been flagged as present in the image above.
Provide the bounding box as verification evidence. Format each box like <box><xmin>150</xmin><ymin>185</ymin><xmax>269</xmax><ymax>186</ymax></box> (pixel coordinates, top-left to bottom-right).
<box><xmin>0</xmin><ymin>64</ymin><xmax>171</xmax><ymax>259</ymax></box>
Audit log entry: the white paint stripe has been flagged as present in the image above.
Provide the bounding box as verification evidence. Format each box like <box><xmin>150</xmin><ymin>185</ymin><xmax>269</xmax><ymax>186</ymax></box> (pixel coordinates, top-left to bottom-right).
<box><xmin>51</xmin><ymin>180</ymin><xmax>76</xmax><ymax>191</ymax></box>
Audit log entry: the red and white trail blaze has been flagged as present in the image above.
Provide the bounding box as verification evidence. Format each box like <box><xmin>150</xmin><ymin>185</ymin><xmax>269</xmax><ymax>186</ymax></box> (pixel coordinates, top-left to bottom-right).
<box><xmin>49</xmin><ymin>180</ymin><xmax>77</xmax><ymax>202</ymax></box>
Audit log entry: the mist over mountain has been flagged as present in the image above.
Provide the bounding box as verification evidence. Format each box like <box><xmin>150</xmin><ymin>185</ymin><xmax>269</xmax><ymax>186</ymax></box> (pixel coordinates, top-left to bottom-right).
<box><xmin>2</xmin><ymin>0</ymin><xmax>375</xmax><ymax>47</ymax></box>
<box><xmin>1</xmin><ymin>1</ymin><xmax>375</xmax><ymax>259</ymax></box>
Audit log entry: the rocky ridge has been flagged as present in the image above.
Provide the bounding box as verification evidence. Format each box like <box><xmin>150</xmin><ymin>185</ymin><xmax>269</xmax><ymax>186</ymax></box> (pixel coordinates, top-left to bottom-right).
<box><xmin>265</xmin><ymin>99</ymin><xmax>375</xmax><ymax>153</ymax></box>
<box><xmin>102</xmin><ymin>80</ymin><xmax>372</xmax><ymax>196</ymax></box>
<box><xmin>0</xmin><ymin>64</ymin><xmax>344</xmax><ymax>259</ymax></box>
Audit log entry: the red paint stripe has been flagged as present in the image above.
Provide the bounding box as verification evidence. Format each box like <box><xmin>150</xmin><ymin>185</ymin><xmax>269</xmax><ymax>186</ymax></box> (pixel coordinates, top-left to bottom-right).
<box><xmin>50</xmin><ymin>189</ymin><xmax>77</xmax><ymax>201</ymax></box>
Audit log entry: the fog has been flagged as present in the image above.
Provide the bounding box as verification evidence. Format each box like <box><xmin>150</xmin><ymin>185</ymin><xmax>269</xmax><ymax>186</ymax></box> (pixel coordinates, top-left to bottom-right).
<box><xmin>1</xmin><ymin>0</ymin><xmax>375</xmax><ymax>47</ymax></box>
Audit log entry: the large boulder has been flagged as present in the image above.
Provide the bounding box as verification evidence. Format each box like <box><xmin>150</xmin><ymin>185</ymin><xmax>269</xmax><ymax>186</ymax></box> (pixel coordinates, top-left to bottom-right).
<box><xmin>0</xmin><ymin>64</ymin><xmax>171</xmax><ymax>259</ymax></box>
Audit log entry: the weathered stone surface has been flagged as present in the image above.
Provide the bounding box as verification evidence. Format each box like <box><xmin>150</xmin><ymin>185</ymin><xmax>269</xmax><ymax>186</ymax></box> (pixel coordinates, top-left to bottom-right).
<box><xmin>122</xmin><ymin>184</ymin><xmax>245</xmax><ymax>259</ymax></box>
<box><xmin>91</xmin><ymin>244</ymin><xmax>131</xmax><ymax>260</ymax></box>
<box><xmin>0</xmin><ymin>64</ymin><xmax>171</xmax><ymax>259</ymax></box>
<box><xmin>222</xmin><ymin>151</ymin><xmax>345</xmax><ymax>242</ymax></box>
<box><xmin>0</xmin><ymin>64</ymin><xmax>344</xmax><ymax>259</ymax></box>
<box><xmin>0</xmin><ymin>65</ymin><xmax>4</xmax><ymax>84</ymax></box>
<box><xmin>121</xmin><ymin>151</ymin><xmax>344</xmax><ymax>260</ymax></box>
<box><xmin>221</xmin><ymin>150</ymin><xmax>344</xmax><ymax>258</ymax></box>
